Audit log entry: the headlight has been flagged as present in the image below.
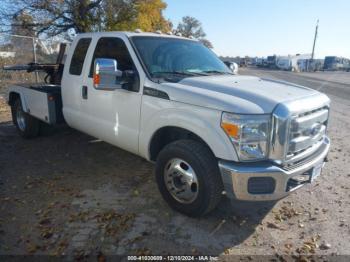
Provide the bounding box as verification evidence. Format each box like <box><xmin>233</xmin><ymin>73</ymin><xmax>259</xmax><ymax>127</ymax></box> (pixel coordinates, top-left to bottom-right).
<box><xmin>221</xmin><ymin>112</ymin><xmax>271</xmax><ymax>161</ymax></box>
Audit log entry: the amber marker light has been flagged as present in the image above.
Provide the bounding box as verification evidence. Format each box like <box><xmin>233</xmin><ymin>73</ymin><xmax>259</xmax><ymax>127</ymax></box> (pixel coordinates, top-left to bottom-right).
<box><xmin>93</xmin><ymin>73</ymin><xmax>100</xmax><ymax>87</ymax></box>
<box><xmin>221</xmin><ymin>122</ymin><xmax>240</xmax><ymax>140</ymax></box>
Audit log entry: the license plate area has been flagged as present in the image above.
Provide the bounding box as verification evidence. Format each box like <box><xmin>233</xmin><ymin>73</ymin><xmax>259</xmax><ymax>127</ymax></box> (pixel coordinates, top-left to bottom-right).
<box><xmin>286</xmin><ymin>162</ymin><xmax>325</xmax><ymax>192</ymax></box>
<box><xmin>310</xmin><ymin>162</ymin><xmax>323</xmax><ymax>182</ymax></box>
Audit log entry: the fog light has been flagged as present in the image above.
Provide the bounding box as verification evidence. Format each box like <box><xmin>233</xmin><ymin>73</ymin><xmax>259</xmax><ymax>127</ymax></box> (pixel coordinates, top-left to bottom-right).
<box><xmin>248</xmin><ymin>177</ymin><xmax>276</xmax><ymax>194</ymax></box>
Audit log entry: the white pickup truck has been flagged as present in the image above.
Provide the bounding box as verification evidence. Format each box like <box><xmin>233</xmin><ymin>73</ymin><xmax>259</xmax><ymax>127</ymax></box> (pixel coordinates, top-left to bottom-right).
<box><xmin>6</xmin><ymin>31</ymin><xmax>330</xmax><ymax>217</ymax></box>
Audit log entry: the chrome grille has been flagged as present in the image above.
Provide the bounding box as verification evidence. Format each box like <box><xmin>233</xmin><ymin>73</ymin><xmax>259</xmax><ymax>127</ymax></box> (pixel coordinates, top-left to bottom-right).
<box><xmin>286</xmin><ymin>107</ymin><xmax>328</xmax><ymax>163</ymax></box>
<box><xmin>270</xmin><ymin>93</ymin><xmax>330</xmax><ymax>164</ymax></box>
<box><xmin>283</xmin><ymin>140</ymin><xmax>328</xmax><ymax>171</ymax></box>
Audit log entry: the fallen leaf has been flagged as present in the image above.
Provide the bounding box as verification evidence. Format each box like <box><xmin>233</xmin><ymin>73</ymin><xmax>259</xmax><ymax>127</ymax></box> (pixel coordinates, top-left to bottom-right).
<box><xmin>26</xmin><ymin>243</ymin><xmax>40</xmax><ymax>254</ymax></box>
<box><xmin>266</xmin><ymin>222</ymin><xmax>286</xmax><ymax>231</ymax></box>
<box><xmin>39</xmin><ymin>218</ymin><xmax>51</xmax><ymax>225</ymax></box>
<box><xmin>135</xmin><ymin>248</ymin><xmax>151</xmax><ymax>256</ymax></box>
<box><xmin>285</xmin><ymin>243</ymin><xmax>293</xmax><ymax>249</ymax></box>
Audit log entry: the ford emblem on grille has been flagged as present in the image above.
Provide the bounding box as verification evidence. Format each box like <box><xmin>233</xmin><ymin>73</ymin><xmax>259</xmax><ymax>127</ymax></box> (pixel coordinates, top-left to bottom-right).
<box><xmin>306</xmin><ymin>123</ymin><xmax>322</xmax><ymax>136</ymax></box>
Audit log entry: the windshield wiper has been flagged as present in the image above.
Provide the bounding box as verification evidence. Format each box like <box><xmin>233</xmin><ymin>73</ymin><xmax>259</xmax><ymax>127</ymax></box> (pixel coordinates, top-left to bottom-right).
<box><xmin>202</xmin><ymin>70</ymin><xmax>232</xmax><ymax>75</ymax></box>
<box><xmin>152</xmin><ymin>71</ymin><xmax>212</xmax><ymax>77</ymax></box>
<box><xmin>152</xmin><ymin>71</ymin><xmax>196</xmax><ymax>76</ymax></box>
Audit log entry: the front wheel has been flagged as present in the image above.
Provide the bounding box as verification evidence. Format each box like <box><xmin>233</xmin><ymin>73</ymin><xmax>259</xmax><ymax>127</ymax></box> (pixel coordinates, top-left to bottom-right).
<box><xmin>11</xmin><ymin>99</ymin><xmax>40</xmax><ymax>138</ymax></box>
<box><xmin>155</xmin><ymin>140</ymin><xmax>223</xmax><ymax>217</ymax></box>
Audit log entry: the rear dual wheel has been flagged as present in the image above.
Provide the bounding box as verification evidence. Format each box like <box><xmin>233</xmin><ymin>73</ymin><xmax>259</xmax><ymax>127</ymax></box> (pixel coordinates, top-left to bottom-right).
<box><xmin>11</xmin><ymin>99</ymin><xmax>40</xmax><ymax>138</ymax></box>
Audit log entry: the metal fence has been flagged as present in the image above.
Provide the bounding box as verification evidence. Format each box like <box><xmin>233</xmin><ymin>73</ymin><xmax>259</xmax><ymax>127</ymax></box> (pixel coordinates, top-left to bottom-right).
<box><xmin>0</xmin><ymin>33</ymin><xmax>64</xmax><ymax>88</ymax></box>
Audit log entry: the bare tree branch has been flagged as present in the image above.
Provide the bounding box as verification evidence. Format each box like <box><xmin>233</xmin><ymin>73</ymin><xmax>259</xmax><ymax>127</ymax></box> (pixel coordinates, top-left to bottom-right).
<box><xmin>0</xmin><ymin>0</ymin><xmax>170</xmax><ymax>39</ymax></box>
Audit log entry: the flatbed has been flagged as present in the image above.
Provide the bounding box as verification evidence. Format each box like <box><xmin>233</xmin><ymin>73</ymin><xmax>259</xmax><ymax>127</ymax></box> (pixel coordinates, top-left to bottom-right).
<box><xmin>8</xmin><ymin>84</ymin><xmax>64</xmax><ymax>125</ymax></box>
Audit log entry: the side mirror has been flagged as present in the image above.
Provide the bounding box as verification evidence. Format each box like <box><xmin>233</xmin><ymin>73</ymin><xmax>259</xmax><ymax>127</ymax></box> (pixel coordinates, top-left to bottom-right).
<box><xmin>93</xmin><ymin>58</ymin><xmax>123</xmax><ymax>90</ymax></box>
<box><xmin>224</xmin><ymin>61</ymin><xmax>239</xmax><ymax>75</ymax></box>
<box><xmin>231</xmin><ymin>62</ymin><xmax>239</xmax><ymax>74</ymax></box>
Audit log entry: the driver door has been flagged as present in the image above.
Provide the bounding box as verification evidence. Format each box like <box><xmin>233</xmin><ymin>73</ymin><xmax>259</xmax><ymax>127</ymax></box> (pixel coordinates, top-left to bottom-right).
<box><xmin>80</xmin><ymin>36</ymin><xmax>142</xmax><ymax>155</ymax></box>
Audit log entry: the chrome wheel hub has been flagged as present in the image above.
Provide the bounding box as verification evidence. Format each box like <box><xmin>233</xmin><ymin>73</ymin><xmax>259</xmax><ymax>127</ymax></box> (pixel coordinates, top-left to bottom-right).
<box><xmin>164</xmin><ymin>158</ymin><xmax>199</xmax><ymax>204</ymax></box>
<box><xmin>16</xmin><ymin>107</ymin><xmax>26</xmax><ymax>131</ymax></box>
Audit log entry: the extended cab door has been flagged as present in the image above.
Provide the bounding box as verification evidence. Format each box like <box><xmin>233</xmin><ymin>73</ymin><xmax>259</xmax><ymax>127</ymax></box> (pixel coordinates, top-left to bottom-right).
<box><xmin>61</xmin><ymin>37</ymin><xmax>92</xmax><ymax>130</ymax></box>
<box><xmin>79</xmin><ymin>36</ymin><xmax>142</xmax><ymax>155</ymax></box>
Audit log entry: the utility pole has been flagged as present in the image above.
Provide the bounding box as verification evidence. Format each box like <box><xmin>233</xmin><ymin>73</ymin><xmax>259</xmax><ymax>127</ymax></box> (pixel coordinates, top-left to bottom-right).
<box><xmin>309</xmin><ymin>19</ymin><xmax>319</xmax><ymax>71</ymax></box>
<box><xmin>311</xmin><ymin>19</ymin><xmax>319</xmax><ymax>60</ymax></box>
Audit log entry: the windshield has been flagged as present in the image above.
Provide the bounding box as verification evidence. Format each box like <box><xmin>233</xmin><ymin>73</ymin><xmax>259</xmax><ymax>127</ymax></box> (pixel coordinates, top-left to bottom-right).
<box><xmin>131</xmin><ymin>36</ymin><xmax>231</xmax><ymax>82</ymax></box>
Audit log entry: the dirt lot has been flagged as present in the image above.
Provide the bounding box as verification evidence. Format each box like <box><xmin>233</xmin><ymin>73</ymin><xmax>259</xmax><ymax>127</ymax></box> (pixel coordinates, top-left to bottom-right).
<box><xmin>0</xmin><ymin>69</ymin><xmax>349</xmax><ymax>260</ymax></box>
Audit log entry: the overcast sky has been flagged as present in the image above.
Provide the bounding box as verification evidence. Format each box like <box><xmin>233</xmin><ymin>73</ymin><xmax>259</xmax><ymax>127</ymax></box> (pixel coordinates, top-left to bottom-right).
<box><xmin>164</xmin><ymin>0</ymin><xmax>350</xmax><ymax>58</ymax></box>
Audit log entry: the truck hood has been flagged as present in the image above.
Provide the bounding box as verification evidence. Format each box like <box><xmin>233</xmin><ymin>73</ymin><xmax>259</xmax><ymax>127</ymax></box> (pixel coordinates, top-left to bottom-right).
<box><xmin>159</xmin><ymin>75</ymin><xmax>319</xmax><ymax>114</ymax></box>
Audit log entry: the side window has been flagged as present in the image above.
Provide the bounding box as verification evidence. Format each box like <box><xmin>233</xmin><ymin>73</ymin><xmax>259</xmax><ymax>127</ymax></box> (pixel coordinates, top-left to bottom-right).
<box><xmin>89</xmin><ymin>37</ymin><xmax>135</xmax><ymax>78</ymax></box>
<box><xmin>69</xmin><ymin>38</ymin><xmax>91</xmax><ymax>76</ymax></box>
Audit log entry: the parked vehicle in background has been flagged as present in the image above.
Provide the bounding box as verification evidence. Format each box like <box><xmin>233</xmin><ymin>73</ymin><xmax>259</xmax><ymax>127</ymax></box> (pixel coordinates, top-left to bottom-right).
<box><xmin>298</xmin><ymin>59</ymin><xmax>324</xmax><ymax>72</ymax></box>
<box><xmin>239</xmin><ymin>57</ymin><xmax>248</xmax><ymax>67</ymax></box>
<box><xmin>324</xmin><ymin>56</ymin><xmax>350</xmax><ymax>71</ymax></box>
<box><xmin>276</xmin><ymin>56</ymin><xmax>297</xmax><ymax>71</ymax></box>
<box><xmin>5</xmin><ymin>31</ymin><xmax>331</xmax><ymax>217</ymax></box>
<box><xmin>266</xmin><ymin>55</ymin><xmax>277</xmax><ymax>68</ymax></box>
<box><xmin>256</xmin><ymin>58</ymin><xmax>267</xmax><ymax>67</ymax></box>
<box><xmin>276</xmin><ymin>54</ymin><xmax>313</xmax><ymax>72</ymax></box>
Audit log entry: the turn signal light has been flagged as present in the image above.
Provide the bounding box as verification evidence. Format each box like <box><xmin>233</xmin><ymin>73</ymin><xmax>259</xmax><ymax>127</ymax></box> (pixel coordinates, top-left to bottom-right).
<box><xmin>93</xmin><ymin>74</ymin><xmax>100</xmax><ymax>86</ymax></box>
<box><xmin>221</xmin><ymin>122</ymin><xmax>240</xmax><ymax>139</ymax></box>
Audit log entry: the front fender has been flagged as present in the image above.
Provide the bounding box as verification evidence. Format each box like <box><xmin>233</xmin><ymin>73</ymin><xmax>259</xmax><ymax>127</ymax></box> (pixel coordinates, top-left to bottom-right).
<box><xmin>139</xmin><ymin>97</ymin><xmax>238</xmax><ymax>162</ymax></box>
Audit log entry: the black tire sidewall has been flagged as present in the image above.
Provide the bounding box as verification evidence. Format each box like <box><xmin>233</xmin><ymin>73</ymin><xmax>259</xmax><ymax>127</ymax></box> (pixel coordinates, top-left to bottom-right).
<box><xmin>12</xmin><ymin>99</ymin><xmax>39</xmax><ymax>138</ymax></box>
<box><xmin>12</xmin><ymin>100</ymin><xmax>24</xmax><ymax>135</ymax></box>
<box><xmin>156</xmin><ymin>140</ymin><xmax>221</xmax><ymax>217</ymax></box>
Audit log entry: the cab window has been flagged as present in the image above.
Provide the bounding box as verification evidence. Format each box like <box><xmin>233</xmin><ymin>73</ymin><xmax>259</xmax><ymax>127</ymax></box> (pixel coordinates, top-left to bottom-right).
<box><xmin>89</xmin><ymin>37</ymin><xmax>139</xmax><ymax>91</ymax></box>
<box><xmin>69</xmin><ymin>38</ymin><xmax>91</xmax><ymax>76</ymax></box>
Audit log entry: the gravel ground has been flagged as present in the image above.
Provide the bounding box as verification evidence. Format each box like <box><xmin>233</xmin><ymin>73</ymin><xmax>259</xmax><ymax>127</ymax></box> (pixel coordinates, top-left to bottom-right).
<box><xmin>0</xmin><ymin>69</ymin><xmax>349</xmax><ymax>260</ymax></box>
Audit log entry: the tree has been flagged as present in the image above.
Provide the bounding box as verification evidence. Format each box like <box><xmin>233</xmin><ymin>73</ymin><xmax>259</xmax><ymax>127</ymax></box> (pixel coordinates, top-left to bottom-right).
<box><xmin>0</xmin><ymin>0</ymin><xmax>170</xmax><ymax>39</ymax></box>
<box><xmin>104</xmin><ymin>0</ymin><xmax>171</xmax><ymax>32</ymax></box>
<box><xmin>175</xmin><ymin>16</ymin><xmax>213</xmax><ymax>48</ymax></box>
<box><xmin>103</xmin><ymin>0</ymin><xmax>136</xmax><ymax>31</ymax></box>
<box><xmin>133</xmin><ymin>0</ymin><xmax>171</xmax><ymax>32</ymax></box>
<box><xmin>0</xmin><ymin>0</ymin><xmax>103</xmax><ymax>37</ymax></box>
<box><xmin>199</xmin><ymin>38</ymin><xmax>213</xmax><ymax>49</ymax></box>
<box><xmin>11</xmin><ymin>10</ymin><xmax>35</xmax><ymax>37</ymax></box>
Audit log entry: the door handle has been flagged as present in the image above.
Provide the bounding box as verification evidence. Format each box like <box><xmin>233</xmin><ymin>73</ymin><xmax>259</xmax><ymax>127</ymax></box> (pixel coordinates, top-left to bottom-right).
<box><xmin>82</xmin><ymin>85</ymin><xmax>88</xmax><ymax>99</ymax></box>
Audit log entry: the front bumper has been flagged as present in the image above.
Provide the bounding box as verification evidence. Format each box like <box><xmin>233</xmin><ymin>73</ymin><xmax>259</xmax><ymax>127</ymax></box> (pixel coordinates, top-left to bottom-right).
<box><xmin>218</xmin><ymin>136</ymin><xmax>330</xmax><ymax>201</ymax></box>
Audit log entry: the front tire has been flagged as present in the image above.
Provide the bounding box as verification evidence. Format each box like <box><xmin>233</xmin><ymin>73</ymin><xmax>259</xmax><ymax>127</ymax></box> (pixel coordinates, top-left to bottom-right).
<box><xmin>155</xmin><ymin>140</ymin><xmax>223</xmax><ymax>217</ymax></box>
<box><xmin>11</xmin><ymin>99</ymin><xmax>40</xmax><ymax>138</ymax></box>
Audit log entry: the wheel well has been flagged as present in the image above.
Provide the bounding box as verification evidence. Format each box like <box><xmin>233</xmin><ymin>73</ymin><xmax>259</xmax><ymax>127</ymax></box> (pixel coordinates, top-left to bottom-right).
<box><xmin>149</xmin><ymin>126</ymin><xmax>213</xmax><ymax>161</ymax></box>
<box><xmin>8</xmin><ymin>92</ymin><xmax>20</xmax><ymax>106</ymax></box>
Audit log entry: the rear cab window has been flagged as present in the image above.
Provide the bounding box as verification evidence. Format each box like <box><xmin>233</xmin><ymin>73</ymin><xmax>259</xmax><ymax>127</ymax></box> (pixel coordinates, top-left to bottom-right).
<box><xmin>69</xmin><ymin>38</ymin><xmax>92</xmax><ymax>76</ymax></box>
